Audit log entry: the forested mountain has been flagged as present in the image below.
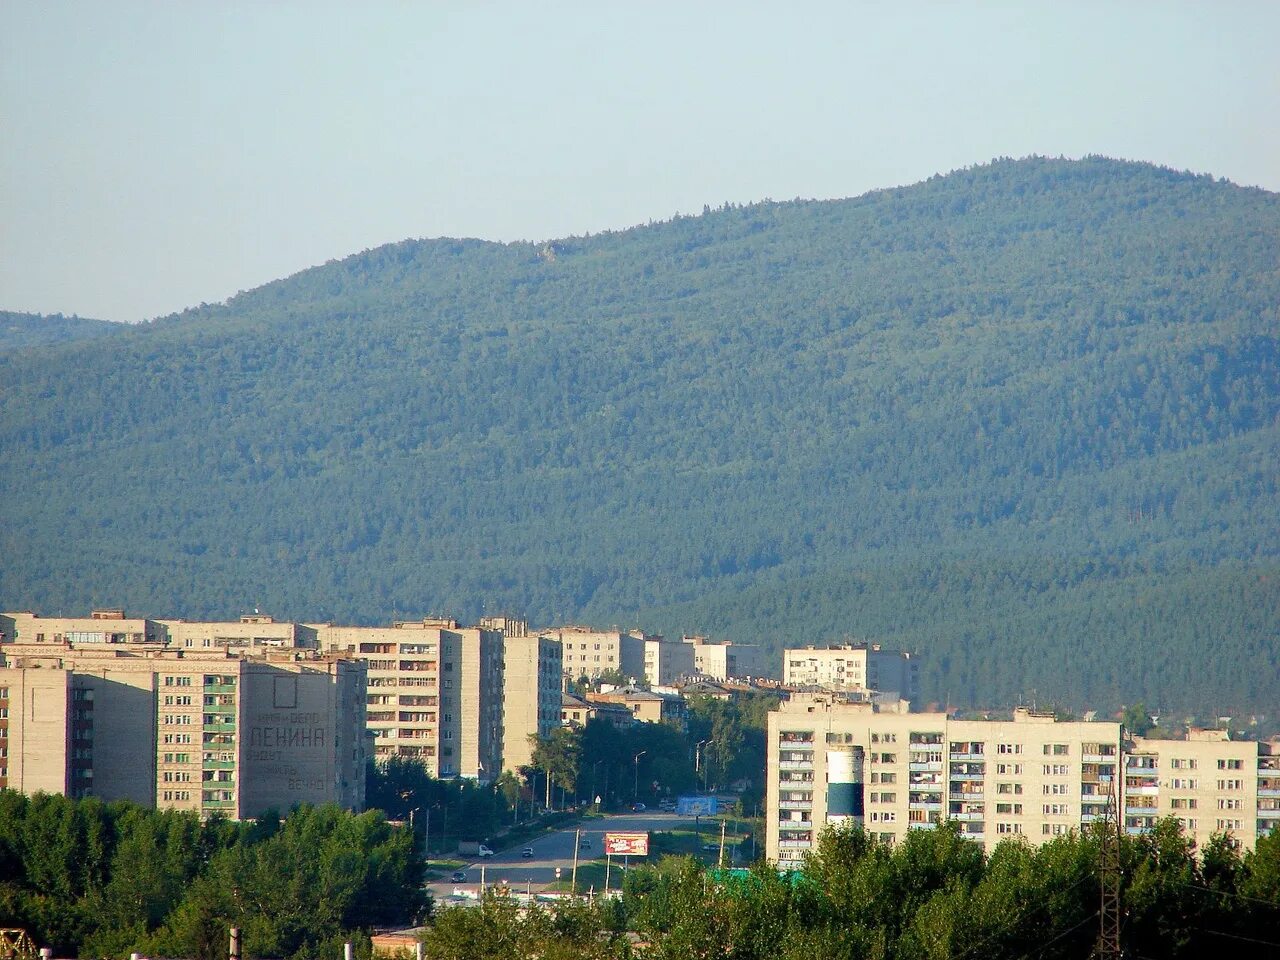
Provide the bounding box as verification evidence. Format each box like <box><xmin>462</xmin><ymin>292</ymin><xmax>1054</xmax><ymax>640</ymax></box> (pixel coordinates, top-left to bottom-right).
<box><xmin>0</xmin><ymin>311</ymin><xmax>123</xmax><ymax>353</ymax></box>
<box><xmin>2</xmin><ymin>156</ymin><xmax>1277</xmax><ymax>713</ymax></box>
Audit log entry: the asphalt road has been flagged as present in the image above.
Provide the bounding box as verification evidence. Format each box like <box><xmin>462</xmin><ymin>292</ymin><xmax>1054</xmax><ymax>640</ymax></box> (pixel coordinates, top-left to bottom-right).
<box><xmin>427</xmin><ymin>810</ymin><xmax>697</xmax><ymax>900</ymax></box>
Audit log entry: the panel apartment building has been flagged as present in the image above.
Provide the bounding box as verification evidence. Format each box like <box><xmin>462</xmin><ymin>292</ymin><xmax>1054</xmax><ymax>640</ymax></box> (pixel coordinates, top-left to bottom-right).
<box><xmin>783</xmin><ymin>644</ymin><xmax>920</xmax><ymax>701</ymax></box>
<box><xmin>766</xmin><ymin>695</ymin><xmax>1278</xmax><ymax>866</ymax></box>
<box><xmin>684</xmin><ymin>635</ymin><xmax>765</xmax><ymax>681</ymax></box>
<box><xmin>4</xmin><ymin>609</ymin><xmax>565</xmax><ymax>784</ymax></box>
<box><xmin>0</xmin><ymin>640</ymin><xmax>365</xmax><ymax>817</ymax></box>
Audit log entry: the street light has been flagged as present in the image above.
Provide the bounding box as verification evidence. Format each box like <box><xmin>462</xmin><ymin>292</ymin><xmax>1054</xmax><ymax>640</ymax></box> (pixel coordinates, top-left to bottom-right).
<box><xmin>633</xmin><ymin>751</ymin><xmax>647</xmax><ymax>801</ymax></box>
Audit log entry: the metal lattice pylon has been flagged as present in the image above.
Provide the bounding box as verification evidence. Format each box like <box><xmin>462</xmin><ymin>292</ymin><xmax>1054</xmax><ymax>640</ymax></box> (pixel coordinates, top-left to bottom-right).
<box><xmin>1092</xmin><ymin>776</ymin><xmax>1123</xmax><ymax>960</ymax></box>
<box><xmin>0</xmin><ymin>929</ymin><xmax>38</xmax><ymax>960</ymax></box>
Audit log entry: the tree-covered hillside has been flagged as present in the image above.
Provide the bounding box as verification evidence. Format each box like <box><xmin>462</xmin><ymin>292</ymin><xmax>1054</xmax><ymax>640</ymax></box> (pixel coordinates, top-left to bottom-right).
<box><xmin>1</xmin><ymin>157</ymin><xmax>1277</xmax><ymax>713</ymax></box>
<box><xmin>0</xmin><ymin>311</ymin><xmax>123</xmax><ymax>353</ymax></box>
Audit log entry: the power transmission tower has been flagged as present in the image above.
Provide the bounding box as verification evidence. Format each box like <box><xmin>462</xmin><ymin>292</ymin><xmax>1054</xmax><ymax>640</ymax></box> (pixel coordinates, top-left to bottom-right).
<box><xmin>1093</xmin><ymin>775</ymin><xmax>1123</xmax><ymax>959</ymax></box>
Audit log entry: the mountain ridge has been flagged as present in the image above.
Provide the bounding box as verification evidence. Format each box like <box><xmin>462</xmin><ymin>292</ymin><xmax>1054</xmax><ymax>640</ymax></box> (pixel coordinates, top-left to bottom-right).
<box><xmin>2</xmin><ymin>155</ymin><xmax>1277</xmax><ymax>713</ymax></box>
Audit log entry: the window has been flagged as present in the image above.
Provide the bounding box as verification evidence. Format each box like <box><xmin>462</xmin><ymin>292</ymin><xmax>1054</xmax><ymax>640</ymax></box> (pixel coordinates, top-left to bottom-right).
<box><xmin>995</xmin><ymin>803</ymin><xmax>1023</xmax><ymax>815</ymax></box>
<box><xmin>1217</xmin><ymin>779</ymin><xmax>1243</xmax><ymax>791</ymax></box>
<box><xmin>1217</xmin><ymin>759</ymin><xmax>1243</xmax><ymax>770</ymax></box>
<box><xmin>996</xmin><ymin>823</ymin><xmax>1023</xmax><ymax>835</ymax></box>
<box><xmin>1042</xmin><ymin>823</ymin><xmax>1069</xmax><ymax>836</ymax></box>
<box><xmin>1043</xmin><ymin>744</ymin><xmax>1069</xmax><ymax>756</ymax></box>
<box><xmin>996</xmin><ymin>783</ymin><xmax>1023</xmax><ymax>795</ymax></box>
<box><xmin>1043</xmin><ymin>803</ymin><xmax>1069</xmax><ymax>815</ymax></box>
<box><xmin>1218</xmin><ymin>799</ymin><xmax>1243</xmax><ymax>810</ymax></box>
<box><xmin>1170</xmin><ymin>758</ymin><xmax>1197</xmax><ymax>770</ymax></box>
<box><xmin>996</xmin><ymin>763</ymin><xmax>1023</xmax><ymax>775</ymax></box>
<box><xmin>997</xmin><ymin>743</ymin><xmax>1022</xmax><ymax>755</ymax></box>
<box><xmin>1170</xmin><ymin>798</ymin><xmax>1197</xmax><ymax>810</ymax></box>
<box><xmin>1170</xmin><ymin>778</ymin><xmax>1198</xmax><ymax>790</ymax></box>
<box><xmin>1044</xmin><ymin>783</ymin><xmax>1069</xmax><ymax>795</ymax></box>
<box><xmin>1043</xmin><ymin>764</ymin><xmax>1069</xmax><ymax>776</ymax></box>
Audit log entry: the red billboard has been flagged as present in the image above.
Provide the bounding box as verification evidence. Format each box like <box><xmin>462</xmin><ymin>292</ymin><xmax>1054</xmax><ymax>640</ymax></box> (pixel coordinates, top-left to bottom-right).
<box><xmin>604</xmin><ymin>831</ymin><xmax>650</xmax><ymax>856</ymax></box>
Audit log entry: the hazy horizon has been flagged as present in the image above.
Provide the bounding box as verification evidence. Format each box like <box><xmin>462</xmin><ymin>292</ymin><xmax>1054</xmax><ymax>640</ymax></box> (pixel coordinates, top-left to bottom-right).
<box><xmin>4</xmin><ymin>2</ymin><xmax>1279</xmax><ymax>323</ymax></box>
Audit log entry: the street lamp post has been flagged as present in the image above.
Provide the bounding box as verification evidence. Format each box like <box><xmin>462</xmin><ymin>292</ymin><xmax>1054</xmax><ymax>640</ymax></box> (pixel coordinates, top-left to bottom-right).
<box><xmin>633</xmin><ymin>751</ymin><xmax>647</xmax><ymax>801</ymax></box>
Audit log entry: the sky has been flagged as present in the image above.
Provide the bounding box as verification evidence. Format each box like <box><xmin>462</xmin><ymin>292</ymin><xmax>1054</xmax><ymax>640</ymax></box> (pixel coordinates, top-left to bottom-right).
<box><xmin>3</xmin><ymin>2</ymin><xmax>1279</xmax><ymax>323</ymax></box>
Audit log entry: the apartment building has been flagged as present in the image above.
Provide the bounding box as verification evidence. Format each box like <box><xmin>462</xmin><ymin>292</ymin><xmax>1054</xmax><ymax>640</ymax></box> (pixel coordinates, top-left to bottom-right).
<box><xmin>500</xmin><ymin>631</ymin><xmax>563</xmax><ymax>775</ymax></box>
<box><xmin>1123</xmin><ymin>729</ymin><xmax>1279</xmax><ymax>850</ymax></box>
<box><xmin>783</xmin><ymin>644</ymin><xmax>920</xmax><ymax>700</ymax></box>
<box><xmin>588</xmin><ymin>688</ymin><xmax>686</xmax><ymax>727</ymax></box>
<box><xmin>766</xmin><ymin>695</ymin><xmax>1123</xmax><ymax>864</ymax></box>
<box><xmin>0</xmin><ymin>645</ymin><xmax>365</xmax><ymax>817</ymax></box>
<box><xmin>637</xmin><ymin>637</ymin><xmax>696</xmax><ymax>686</ymax></box>
<box><xmin>562</xmin><ymin>693</ymin><xmax>634</xmax><ymax>730</ymax></box>
<box><xmin>543</xmin><ymin>626</ymin><xmax>630</xmax><ymax>682</ymax></box>
<box><xmin>683</xmin><ymin>635</ymin><xmax>765</xmax><ymax>681</ymax></box>
<box><xmin>316</xmin><ymin>618</ymin><xmax>504</xmax><ymax>780</ymax></box>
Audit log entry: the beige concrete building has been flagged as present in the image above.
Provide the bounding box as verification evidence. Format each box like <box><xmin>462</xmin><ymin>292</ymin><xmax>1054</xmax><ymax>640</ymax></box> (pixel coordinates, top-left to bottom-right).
<box><xmin>683</xmin><ymin>635</ymin><xmax>766</xmax><ymax>681</ymax></box>
<box><xmin>544</xmin><ymin>626</ymin><xmax>630</xmax><ymax>682</ymax></box>
<box><xmin>1123</xmin><ymin>729</ymin><xmax>1279</xmax><ymax>851</ymax></box>
<box><xmin>0</xmin><ymin>643</ymin><xmax>365</xmax><ymax>817</ymax></box>
<box><xmin>316</xmin><ymin>618</ymin><xmax>504</xmax><ymax>780</ymax></box>
<box><xmin>766</xmin><ymin>695</ymin><xmax>1123</xmax><ymax>864</ymax></box>
<box><xmin>637</xmin><ymin>637</ymin><xmax>696</xmax><ymax>686</ymax></box>
<box><xmin>766</xmin><ymin>696</ymin><xmax>1279</xmax><ymax>866</ymax></box>
<box><xmin>783</xmin><ymin>644</ymin><xmax>920</xmax><ymax>701</ymax></box>
<box><xmin>499</xmin><ymin>631</ymin><xmax>563</xmax><ymax>775</ymax></box>
<box><xmin>588</xmin><ymin>688</ymin><xmax>686</xmax><ymax>727</ymax></box>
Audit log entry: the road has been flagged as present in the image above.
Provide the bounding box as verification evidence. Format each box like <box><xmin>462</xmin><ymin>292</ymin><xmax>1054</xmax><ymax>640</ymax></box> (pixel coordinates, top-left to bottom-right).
<box><xmin>426</xmin><ymin>810</ymin><xmax>698</xmax><ymax>901</ymax></box>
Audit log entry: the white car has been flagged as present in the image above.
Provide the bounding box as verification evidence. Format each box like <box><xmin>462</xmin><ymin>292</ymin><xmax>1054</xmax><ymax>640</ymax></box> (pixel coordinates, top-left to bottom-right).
<box><xmin>477</xmin><ymin>844</ymin><xmax>495</xmax><ymax>858</ymax></box>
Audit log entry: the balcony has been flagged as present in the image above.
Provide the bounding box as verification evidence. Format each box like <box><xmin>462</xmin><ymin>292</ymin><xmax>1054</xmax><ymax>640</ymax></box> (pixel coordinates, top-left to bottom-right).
<box><xmin>949</xmin><ymin>772</ymin><xmax>984</xmax><ymax>781</ymax></box>
<box><xmin>203</xmin><ymin>703</ymin><xmax>236</xmax><ymax>714</ymax></box>
<box><xmin>909</xmin><ymin>800</ymin><xmax>944</xmax><ymax>811</ymax></box>
<box><xmin>779</xmin><ymin>760</ymin><xmax>814</xmax><ymax>770</ymax></box>
<box><xmin>949</xmin><ymin>751</ymin><xmax>985</xmax><ymax>761</ymax></box>
<box><xmin>950</xmin><ymin>811</ymin><xmax>985</xmax><ymax>822</ymax></box>
<box><xmin>779</xmin><ymin>800</ymin><xmax>812</xmax><ymax>811</ymax></box>
<box><xmin>1125</xmin><ymin>785</ymin><xmax>1159</xmax><ymax>796</ymax></box>
<box><xmin>1084</xmin><ymin>752</ymin><xmax>1118</xmax><ymax>764</ymax></box>
<box><xmin>202</xmin><ymin>760</ymin><xmax>235</xmax><ymax>770</ymax></box>
<box><xmin>780</xmin><ymin>819</ymin><xmax>814</xmax><ymax>829</ymax></box>
<box><xmin>1258</xmin><ymin>788</ymin><xmax>1280</xmax><ymax>798</ymax></box>
<box><xmin>951</xmin><ymin>790</ymin><xmax>985</xmax><ymax>801</ymax></box>
<box><xmin>203</xmin><ymin>724</ymin><xmax>236</xmax><ymax>735</ymax></box>
<box><xmin>1126</xmin><ymin>804</ymin><xmax>1158</xmax><ymax>816</ymax></box>
<box><xmin>203</xmin><ymin>683</ymin><xmax>236</xmax><ymax>694</ymax></box>
<box><xmin>910</xmin><ymin>761</ymin><xmax>943</xmax><ymax>773</ymax></box>
<box><xmin>778</xmin><ymin>839</ymin><xmax>812</xmax><ymax>849</ymax></box>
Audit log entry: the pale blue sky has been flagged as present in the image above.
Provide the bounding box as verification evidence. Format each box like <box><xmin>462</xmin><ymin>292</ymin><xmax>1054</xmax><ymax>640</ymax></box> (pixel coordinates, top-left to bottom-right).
<box><xmin>3</xmin><ymin>2</ymin><xmax>1278</xmax><ymax>322</ymax></box>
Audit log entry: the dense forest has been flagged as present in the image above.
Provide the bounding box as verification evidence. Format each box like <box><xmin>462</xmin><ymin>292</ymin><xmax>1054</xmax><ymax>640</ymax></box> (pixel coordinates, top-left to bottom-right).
<box><xmin>7</xmin><ymin>792</ymin><xmax>1280</xmax><ymax>959</ymax></box>
<box><xmin>1</xmin><ymin>156</ymin><xmax>1277</xmax><ymax>713</ymax></box>
<box><xmin>0</xmin><ymin>311</ymin><xmax>123</xmax><ymax>354</ymax></box>
<box><xmin>0</xmin><ymin>793</ymin><xmax>423</xmax><ymax>960</ymax></box>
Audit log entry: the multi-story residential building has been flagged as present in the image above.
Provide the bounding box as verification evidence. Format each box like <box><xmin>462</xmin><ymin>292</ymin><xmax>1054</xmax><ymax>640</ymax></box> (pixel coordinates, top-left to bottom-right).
<box><xmin>766</xmin><ymin>695</ymin><xmax>1123</xmax><ymax>864</ymax></box>
<box><xmin>1</xmin><ymin>608</ymin><xmax>164</xmax><ymax>646</ymax></box>
<box><xmin>500</xmin><ymin>630</ymin><xmax>563</xmax><ymax>775</ymax></box>
<box><xmin>316</xmin><ymin>617</ymin><xmax>504</xmax><ymax>780</ymax></box>
<box><xmin>766</xmin><ymin>696</ymin><xmax>1279</xmax><ymax>866</ymax></box>
<box><xmin>638</xmin><ymin>637</ymin><xmax>696</xmax><ymax>686</ymax></box>
<box><xmin>0</xmin><ymin>645</ymin><xmax>365</xmax><ymax>817</ymax></box>
<box><xmin>683</xmin><ymin>635</ymin><xmax>766</xmax><ymax>680</ymax></box>
<box><xmin>783</xmin><ymin>643</ymin><xmax>920</xmax><ymax>700</ymax></box>
<box><xmin>1122</xmin><ymin>729</ymin><xmax>1278</xmax><ymax>851</ymax></box>
<box><xmin>543</xmin><ymin>626</ymin><xmax>631</xmax><ymax>682</ymax></box>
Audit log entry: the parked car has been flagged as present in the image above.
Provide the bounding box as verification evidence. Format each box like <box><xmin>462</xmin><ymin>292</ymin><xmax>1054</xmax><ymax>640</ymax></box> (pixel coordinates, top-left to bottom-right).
<box><xmin>450</xmin><ymin>871</ymin><xmax>466</xmax><ymax>883</ymax></box>
<box><xmin>658</xmin><ymin>799</ymin><xmax>676</xmax><ymax>811</ymax></box>
<box><xmin>579</xmin><ymin>837</ymin><xmax>592</xmax><ymax>849</ymax></box>
<box><xmin>631</xmin><ymin>802</ymin><xmax>646</xmax><ymax>812</ymax></box>
<box><xmin>522</xmin><ymin>846</ymin><xmax>534</xmax><ymax>858</ymax></box>
<box><xmin>477</xmin><ymin>844</ymin><xmax>495</xmax><ymax>858</ymax></box>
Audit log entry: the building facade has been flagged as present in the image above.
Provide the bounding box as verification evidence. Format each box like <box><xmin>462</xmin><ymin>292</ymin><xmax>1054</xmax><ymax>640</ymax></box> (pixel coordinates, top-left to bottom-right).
<box><xmin>0</xmin><ymin>644</ymin><xmax>365</xmax><ymax>817</ymax></box>
<box><xmin>684</xmin><ymin>635</ymin><xmax>765</xmax><ymax>681</ymax></box>
<box><xmin>766</xmin><ymin>696</ymin><xmax>1278</xmax><ymax>866</ymax></box>
<box><xmin>499</xmin><ymin>632</ymin><xmax>563</xmax><ymax>775</ymax></box>
<box><xmin>783</xmin><ymin>644</ymin><xmax>920</xmax><ymax>700</ymax></box>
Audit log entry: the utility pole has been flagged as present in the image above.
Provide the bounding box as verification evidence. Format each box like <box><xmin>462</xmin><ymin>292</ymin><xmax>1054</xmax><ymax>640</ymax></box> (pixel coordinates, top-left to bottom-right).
<box><xmin>1093</xmin><ymin>774</ymin><xmax>1123</xmax><ymax>960</ymax></box>
<box><xmin>571</xmin><ymin>828</ymin><xmax>581</xmax><ymax>896</ymax></box>
<box><xmin>718</xmin><ymin>818</ymin><xmax>727</xmax><ymax>868</ymax></box>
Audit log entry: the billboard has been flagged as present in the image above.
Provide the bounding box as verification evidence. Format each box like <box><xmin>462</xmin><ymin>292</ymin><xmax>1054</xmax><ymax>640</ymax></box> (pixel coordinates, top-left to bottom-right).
<box><xmin>604</xmin><ymin>832</ymin><xmax>650</xmax><ymax>856</ymax></box>
<box><xmin>676</xmin><ymin>795</ymin><xmax>718</xmax><ymax>816</ymax></box>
